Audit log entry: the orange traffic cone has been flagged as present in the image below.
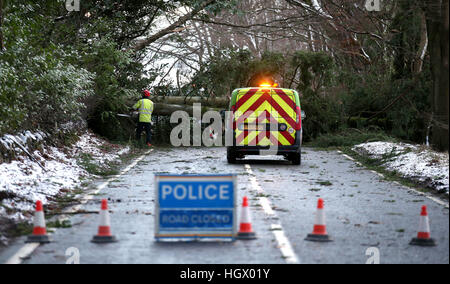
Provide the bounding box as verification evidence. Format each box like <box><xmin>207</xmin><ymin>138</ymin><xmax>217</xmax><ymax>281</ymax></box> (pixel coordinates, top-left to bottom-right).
<box><xmin>410</xmin><ymin>205</ymin><xmax>436</xmax><ymax>247</ymax></box>
<box><xmin>91</xmin><ymin>199</ymin><xmax>117</xmax><ymax>243</ymax></box>
<box><xmin>305</xmin><ymin>198</ymin><xmax>333</xmax><ymax>242</ymax></box>
<box><xmin>26</xmin><ymin>200</ymin><xmax>51</xmax><ymax>243</ymax></box>
<box><xmin>237</xmin><ymin>197</ymin><xmax>257</xmax><ymax>240</ymax></box>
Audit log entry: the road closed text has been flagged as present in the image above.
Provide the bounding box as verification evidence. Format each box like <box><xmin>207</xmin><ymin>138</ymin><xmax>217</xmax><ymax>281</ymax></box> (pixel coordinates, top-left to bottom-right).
<box><xmin>160</xmin><ymin>210</ymin><xmax>233</xmax><ymax>228</ymax></box>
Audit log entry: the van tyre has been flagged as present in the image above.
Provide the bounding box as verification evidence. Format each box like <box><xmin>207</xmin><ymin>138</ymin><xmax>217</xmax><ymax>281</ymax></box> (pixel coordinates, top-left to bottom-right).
<box><xmin>291</xmin><ymin>151</ymin><xmax>301</xmax><ymax>165</ymax></box>
<box><xmin>227</xmin><ymin>148</ymin><xmax>237</xmax><ymax>164</ymax></box>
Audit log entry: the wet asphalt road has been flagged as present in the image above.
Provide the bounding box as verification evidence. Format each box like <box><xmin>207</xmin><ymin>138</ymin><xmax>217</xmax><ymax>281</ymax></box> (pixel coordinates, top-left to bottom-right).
<box><xmin>0</xmin><ymin>147</ymin><xmax>448</xmax><ymax>264</ymax></box>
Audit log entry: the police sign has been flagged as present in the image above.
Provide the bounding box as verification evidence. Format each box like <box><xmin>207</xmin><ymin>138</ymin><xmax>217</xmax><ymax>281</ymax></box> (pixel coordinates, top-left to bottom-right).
<box><xmin>155</xmin><ymin>174</ymin><xmax>237</xmax><ymax>241</ymax></box>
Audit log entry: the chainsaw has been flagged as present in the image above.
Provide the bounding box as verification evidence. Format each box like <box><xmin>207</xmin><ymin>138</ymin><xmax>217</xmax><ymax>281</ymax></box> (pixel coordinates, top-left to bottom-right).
<box><xmin>117</xmin><ymin>112</ymin><xmax>154</xmax><ymax>125</ymax></box>
<box><xmin>117</xmin><ymin>111</ymin><xmax>139</xmax><ymax>120</ymax></box>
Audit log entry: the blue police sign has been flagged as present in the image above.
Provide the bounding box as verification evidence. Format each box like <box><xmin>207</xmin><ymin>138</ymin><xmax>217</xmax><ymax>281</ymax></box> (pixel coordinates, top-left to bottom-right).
<box><xmin>155</xmin><ymin>174</ymin><xmax>237</xmax><ymax>241</ymax></box>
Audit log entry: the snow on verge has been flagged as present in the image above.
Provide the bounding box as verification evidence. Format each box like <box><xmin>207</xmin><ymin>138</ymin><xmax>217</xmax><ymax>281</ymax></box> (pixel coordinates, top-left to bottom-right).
<box><xmin>0</xmin><ymin>131</ymin><xmax>130</xmax><ymax>223</ymax></box>
<box><xmin>352</xmin><ymin>142</ymin><xmax>449</xmax><ymax>194</ymax></box>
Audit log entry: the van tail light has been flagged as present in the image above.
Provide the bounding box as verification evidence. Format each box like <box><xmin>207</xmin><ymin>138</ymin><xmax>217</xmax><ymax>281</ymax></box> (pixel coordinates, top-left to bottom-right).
<box><xmin>295</xmin><ymin>106</ymin><xmax>302</xmax><ymax>131</ymax></box>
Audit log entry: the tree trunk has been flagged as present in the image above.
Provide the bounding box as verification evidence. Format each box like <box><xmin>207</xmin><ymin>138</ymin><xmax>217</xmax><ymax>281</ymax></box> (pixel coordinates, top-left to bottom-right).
<box><xmin>426</xmin><ymin>0</ymin><xmax>449</xmax><ymax>151</ymax></box>
<box><xmin>0</xmin><ymin>0</ymin><xmax>4</xmax><ymax>51</ymax></box>
<box><xmin>128</xmin><ymin>98</ymin><xmax>226</xmax><ymax>116</ymax></box>
<box><xmin>436</xmin><ymin>0</ymin><xmax>449</xmax><ymax>150</ymax></box>
<box><xmin>153</xmin><ymin>103</ymin><xmax>223</xmax><ymax>116</ymax></box>
<box><xmin>153</xmin><ymin>96</ymin><xmax>229</xmax><ymax>108</ymax></box>
<box><xmin>413</xmin><ymin>9</ymin><xmax>428</xmax><ymax>74</ymax></box>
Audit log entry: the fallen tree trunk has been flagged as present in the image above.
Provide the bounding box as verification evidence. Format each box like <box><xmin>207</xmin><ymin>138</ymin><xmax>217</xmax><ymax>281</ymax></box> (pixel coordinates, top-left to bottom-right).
<box><xmin>153</xmin><ymin>96</ymin><xmax>230</xmax><ymax>108</ymax></box>
<box><xmin>153</xmin><ymin>103</ymin><xmax>225</xmax><ymax>116</ymax></box>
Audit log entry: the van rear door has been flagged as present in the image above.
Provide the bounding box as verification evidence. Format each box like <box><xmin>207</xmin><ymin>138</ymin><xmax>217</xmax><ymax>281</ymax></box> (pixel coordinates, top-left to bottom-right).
<box><xmin>234</xmin><ymin>88</ymin><xmax>272</xmax><ymax>146</ymax></box>
<box><xmin>270</xmin><ymin>89</ymin><xmax>297</xmax><ymax>146</ymax></box>
<box><xmin>234</xmin><ymin>88</ymin><xmax>297</xmax><ymax>147</ymax></box>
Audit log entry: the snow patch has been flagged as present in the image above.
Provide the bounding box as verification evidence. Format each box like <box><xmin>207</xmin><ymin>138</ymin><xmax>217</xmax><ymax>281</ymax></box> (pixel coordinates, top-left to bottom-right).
<box><xmin>0</xmin><ymin>130</ymin><xmax>48</xmax><ymax>153</ymax></box>
<box><xmin>352</xmin><ymin>142</ymin><xmax>449</xmax><ymax>194</ymax></box>
<box><xmin>0</xmin><ymin>131</ymin><xmax>130</xmax><ymax>222</ymax></box>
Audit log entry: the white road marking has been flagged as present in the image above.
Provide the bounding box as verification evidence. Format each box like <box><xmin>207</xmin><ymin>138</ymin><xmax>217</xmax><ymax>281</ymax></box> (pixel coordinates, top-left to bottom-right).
<box><xmin>244</xmin><ymin>164</ymin><xmax>300</xmax><ymax>264</ymax></box>
<box><xmin>4</xmin><ymin>149</ymin><xmax>153</xmax><ymax>265</ymax></box>
<box><xmin>59</xmin><ymin>149</ymin><xmax>153</xmax><ymax>218</ymax></box>
<box><xmin>391</xmin><ymin>181</ymin><xmax>449</xmax><ymax>208</ymax></box>
<box><xmin>371</xmin><ymin>170</ymin><xmax>385</xmax><ymax>178</ymax></box>
<box><xmin>338</xmin><ymin>150</ymin><xmax>449</xmax><ymax>208</ymax></box>
<box><xmin>270</xmin><ymin>224</ymin><xmax>299</xmax><ymax>264</ymax></box>
<box><xmin>339</xmin><ymin>152</ymin><xmax>364</xmax><ymax>167</ymax></box>
<box><xmin>4</xmin><ymin>243</ymin><xmax>40</xmax><ymax>265</ymax></box>
<box><xmin>339</xmin><ymin>152</ymin><xmax>354</xmax><ymax>161</ymax></box>
<box><xmin>247</xmin><ymin>176</ymin><xmax>276</xmax><ymax>216</ymax></box>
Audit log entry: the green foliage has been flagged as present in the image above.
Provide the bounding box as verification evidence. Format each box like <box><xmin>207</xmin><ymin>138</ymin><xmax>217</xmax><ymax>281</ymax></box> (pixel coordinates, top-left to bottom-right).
<box><xmin>337</xmin><ymin>62</ymin><xmax>431</xmax><ymax>144</ymax></box>
<box><xmin>385</xmin><ymin>76</ymin><xmax>431</xmax><ymax>142</ymax></box>
<box><xmin>0</xmin><ymin>0</ymin><xmax>436</xmax><ymax>147</ymax></box>
<box><xmin>78</xmin><ymin>38</ymin><xmax>154</xmax><ymax>140</ymax></box>
<box><xmin>152</xmin><ymin>116</ymin><xmax>176</xmax><ymax>145</ymax></box>
<box><xmin>78</xmin><ymin>152</ymin><xmax>119</xmax><ymax>177</ymax></box>
<box><xmin>289</xmin><ymin>51</ymin><xmax>339</xmax><ymax>139</ymax></box>
<box><xmin>191</xmin><ymin>49</ymin><xmax>253</xmax><ymax>97</ymax></box>
<box><xmin>189</xmin><ymin>49</ymin><xmax>294</xmax><ymax>98</ymax></box>
<box><xmin>307</xmin><ymin>128</ymin><xmax>396</xmax><ymax>148</ymax></box>
<box><xmin>300</xmin><ymin>90</ymin><xmax>344</xmax><ymax>140</ymax></box>
<box><xmin>47</xmin><ymin>220</ymin><xmax>72</xmax><ymax>229</ymax></box>
<box><xmin>0</xmin><ymin>0</ymin><xmax>159</xmax><ymax>140</ymax></box>
<box><xmin>1</xmin><ymin>0</ymin><xmax>93</xmax><ymax>135</ymax></box>
<box><xmin>203</xmin><ymin>0</ymin><xmax>239</xmax><ymax>15</ymax></box>
<box><xmin>289</xmin><ymin>51</ymin><xmax>334</xmax><ymax>94</ymax></box>
<box><xmin>389</xmin><ymin>0</ymin><xmax>424</xmax><ymax>79</ymax></box>
<box><xmin>0</xmin><ymin>40</ymin><xmax>94</xmax><ymax>134</ymax></box>
<box><xmin>190</xmin><ymin>49</ymin><xmax>338</xmax><ymax>140</ymax></box>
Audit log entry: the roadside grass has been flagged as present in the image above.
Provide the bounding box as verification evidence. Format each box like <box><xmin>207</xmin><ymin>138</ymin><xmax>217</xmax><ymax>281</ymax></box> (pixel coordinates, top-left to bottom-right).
<box><xmin>340</xmin><ymin>147</ymin><xmax>449</xmax><ymax>200</ymax></box>
<box><xmin>78</xmin><ymin>153</ymin><xmax>119</xmax><ymax>177</ymax></box>
<box><xmin>1</xmin><ymin>139</ymin><xmax>150</xmax><ymax>240</ymax></box>
<box><xmin>78</xmin><ymin>140</ymin><xmax>148</xmax><ymax>177</ymax></box>
<box><xmin>48</xmin><ymin>142</ymin><xmax>147</xmax><ymax>222</ymax></box>
<box><xmin>5</xmin><ymin>213</ymin><xmax>73</xmax><ymax>239</ymax></box>
<box><xmin>306</xmin><ymin>129</ymin><xmax>448</xmax><ymax>201</ymax></box>
<box><xmin>305</xmin><ymin>128</ymin><xmax>396</xmax><ymax>149</ymax></box>
<box><xmin>41</xmin><ymin>143</ymin><xmax>148</xmax><ymax>234</ymax></box>
<box><xmin>7</xmin><ymin>223</ymin><xmax>34</xmax><ymax>238</ymax></box>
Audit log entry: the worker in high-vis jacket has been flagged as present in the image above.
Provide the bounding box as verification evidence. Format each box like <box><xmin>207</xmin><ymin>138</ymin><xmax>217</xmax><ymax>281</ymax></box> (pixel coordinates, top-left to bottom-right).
<box><xmin>133</xmin><ymin>90</ymin><xmax>154</xmax><ymax>147</ymax></box>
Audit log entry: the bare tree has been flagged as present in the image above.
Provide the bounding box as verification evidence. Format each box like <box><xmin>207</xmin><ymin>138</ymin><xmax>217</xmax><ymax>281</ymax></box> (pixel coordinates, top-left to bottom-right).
<box><xmin>131</xmin><ymin>0</ymin><xmax>217</xmax><ymax>52</ymax></box>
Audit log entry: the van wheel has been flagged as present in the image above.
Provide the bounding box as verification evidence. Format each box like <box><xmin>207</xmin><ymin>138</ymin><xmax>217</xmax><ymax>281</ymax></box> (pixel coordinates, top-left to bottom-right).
<box><xmin>227</xmin><ymin>148</ymin><xmax>237</xmax><ymax>164</ymax></box>
<box><xmin>291</xmin><ymin>152</ymin><xmax>301</xmax><ymax>165</ymax></box>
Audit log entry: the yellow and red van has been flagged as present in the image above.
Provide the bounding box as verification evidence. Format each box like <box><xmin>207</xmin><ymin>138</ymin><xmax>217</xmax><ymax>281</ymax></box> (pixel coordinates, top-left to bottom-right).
<box><xmin>227</xmin><ymin>84</ymin><xmax>304</xmax><ymax>165</ymax></box>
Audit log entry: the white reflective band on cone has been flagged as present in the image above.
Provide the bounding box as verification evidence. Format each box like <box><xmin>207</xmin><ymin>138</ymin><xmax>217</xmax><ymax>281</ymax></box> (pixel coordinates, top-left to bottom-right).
<box><xmin>99</xmin><ymin>209</ymin><xmax>111</xmax><ymax>226</ymax></box>
<box><xmin>419</xmin><ymin>215</ymin><xmax>431</xmax><ymax>233</ymax></box>
<box><xmin>240</xmin><ymin>206</ymin><xmax>252</xmax><ymax>224</ymax></box>
<box><xmin>34</xmin><ymin>211</ymin><xmax>46</xmax><ymax>228</ymax></box>
<box><xmin>314</xmin><ymin>209</ymin><xmax>326</xmax><ymax>225</ymax></box>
